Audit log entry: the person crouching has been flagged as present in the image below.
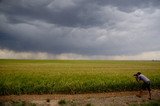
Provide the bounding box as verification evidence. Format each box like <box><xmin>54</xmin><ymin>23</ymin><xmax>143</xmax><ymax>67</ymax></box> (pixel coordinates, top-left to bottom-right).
<box><xmin>134</xmin><ymin>72</ymin><xmax>151</xmax><ymax>100</ymax></box>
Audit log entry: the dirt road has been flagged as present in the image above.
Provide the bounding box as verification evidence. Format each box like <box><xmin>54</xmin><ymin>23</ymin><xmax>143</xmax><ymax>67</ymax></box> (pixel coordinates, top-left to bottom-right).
<box><xmin>0</xmin><ymin>89</ymin><xmax>160</xmax><ymax>106</ymax></box>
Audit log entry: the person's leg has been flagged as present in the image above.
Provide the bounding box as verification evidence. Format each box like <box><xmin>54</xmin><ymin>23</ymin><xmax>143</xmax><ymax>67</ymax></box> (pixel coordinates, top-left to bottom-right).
<box><xmin>137</xmin><ymin>83</ymin><xmax>145</xmax><ymax>97</ymax></box>
<box><xmin>136</xmin><ymin>84</ymin><xmax>143</xmax><ymax>98</ymax></box>
<box><xmin>147</xmin><ymin>83</ymin><xmax>151</xmax><ymax>100</ymax></box>
<box><xmin>148</xmin><ymin>90</ymin><xmax>151</xmax><ymax>100</ymax></box>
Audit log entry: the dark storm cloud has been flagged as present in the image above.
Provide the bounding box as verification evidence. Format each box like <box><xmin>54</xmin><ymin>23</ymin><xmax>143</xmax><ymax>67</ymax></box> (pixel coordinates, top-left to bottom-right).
<box><xmin>0</xmin><ymin>0</ymin><xmax>102</xmax><ymax>27</ymax></box>
<box><xmin>0</xmin><ymin>0</ymin><xmax>160</xmax><ymax>57</ymax></box>
<box><xmin>1</xmin><ymin>0</ymin><xmax>159</xmax><ymax>27</ymax></box>
<box><xmin>90</xmin><ymin>0</ymin><xmax>160</xmax><ymax>12</ymax></box>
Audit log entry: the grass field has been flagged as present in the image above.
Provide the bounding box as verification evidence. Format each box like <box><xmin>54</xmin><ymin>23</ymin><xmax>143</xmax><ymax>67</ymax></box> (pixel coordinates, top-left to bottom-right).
<box><xmin>0</xmin><ymin>59</ymin><xmax>160</xmax><ymax>95</ymax></box>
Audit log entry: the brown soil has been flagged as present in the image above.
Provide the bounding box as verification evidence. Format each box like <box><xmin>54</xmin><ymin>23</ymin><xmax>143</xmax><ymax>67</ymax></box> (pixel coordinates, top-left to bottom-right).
<box><xmin>0</xmin><ymin>89</ymin><xmax>160</xmax><ymax>106</ymax></box>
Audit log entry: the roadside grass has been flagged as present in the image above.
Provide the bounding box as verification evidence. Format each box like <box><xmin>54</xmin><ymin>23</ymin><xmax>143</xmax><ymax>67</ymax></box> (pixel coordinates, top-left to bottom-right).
<box><xmin>0</xmin><ymin>59</ymin><xmax>160</xmax><ymax>95</ymax></box>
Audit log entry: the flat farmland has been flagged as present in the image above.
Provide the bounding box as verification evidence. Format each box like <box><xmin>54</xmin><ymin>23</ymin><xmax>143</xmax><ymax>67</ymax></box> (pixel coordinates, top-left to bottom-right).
<box><xmin>0</xmin><ymin>59</ymin><xmax>160</xmax><ymax>95</ymax></box>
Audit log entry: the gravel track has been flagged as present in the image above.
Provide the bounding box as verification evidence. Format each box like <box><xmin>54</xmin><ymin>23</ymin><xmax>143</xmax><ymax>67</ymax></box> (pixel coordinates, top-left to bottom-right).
<box><xmin>0</xmin><ymin>89</ymin><xmax>160</xmax><ymax>106</ymax></box>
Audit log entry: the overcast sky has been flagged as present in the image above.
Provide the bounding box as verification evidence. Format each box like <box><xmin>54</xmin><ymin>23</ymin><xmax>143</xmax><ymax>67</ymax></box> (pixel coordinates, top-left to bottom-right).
<box><xmin>0</xmin><ymin>0</ymin><xmax>160</xmax><ymax>60</ymax></box>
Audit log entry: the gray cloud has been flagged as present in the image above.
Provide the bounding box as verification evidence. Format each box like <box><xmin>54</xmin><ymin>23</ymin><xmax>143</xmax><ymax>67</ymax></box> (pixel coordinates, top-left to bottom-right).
<box><xmin>2</xmin><ymin>0</ymin><xmax>159</xmax><ymax>27</ymax></box>
<box><xmin>0</xmin><ymin>0</ymin><xmax>160</xmax><ymax>59</ymax></box>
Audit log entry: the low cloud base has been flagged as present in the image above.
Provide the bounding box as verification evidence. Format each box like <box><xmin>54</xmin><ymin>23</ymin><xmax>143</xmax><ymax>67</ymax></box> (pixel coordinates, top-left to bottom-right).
<box><xmin>0</xmin><ymin>49</ymin><xmax>159</xmax><ymax>60</ymax></box>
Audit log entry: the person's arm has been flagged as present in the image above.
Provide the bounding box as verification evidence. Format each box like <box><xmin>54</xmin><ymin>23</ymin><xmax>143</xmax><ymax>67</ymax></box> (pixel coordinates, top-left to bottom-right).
<box><xmin>133</xmin><ymin>74</ymin><xmax>140</xmax><ymax>82</ymax></box>
<box><xmin>135</xmin><ymin>76</ymin><xmax>139</xmax><ymax>82</ymax></box>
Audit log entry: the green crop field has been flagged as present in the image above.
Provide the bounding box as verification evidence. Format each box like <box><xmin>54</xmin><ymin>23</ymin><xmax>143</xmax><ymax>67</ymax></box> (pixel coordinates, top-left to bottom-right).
<box><xmin>0</xmin><ymin>59</ymin><xmax>160</xmax><ymax>95</ymax></box>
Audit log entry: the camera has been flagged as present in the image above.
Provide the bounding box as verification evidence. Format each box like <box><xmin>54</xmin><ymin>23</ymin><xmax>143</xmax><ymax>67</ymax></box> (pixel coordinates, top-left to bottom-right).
<box><xmin>133</xmin><ymin>74</ymin><xmax>138</xmax><ymax>76</ymax></box>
